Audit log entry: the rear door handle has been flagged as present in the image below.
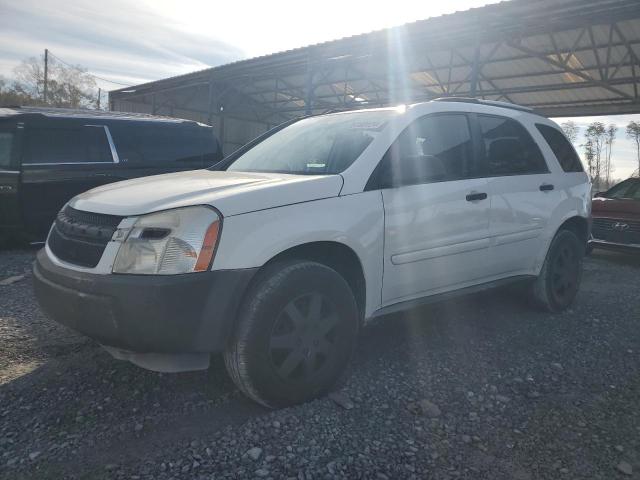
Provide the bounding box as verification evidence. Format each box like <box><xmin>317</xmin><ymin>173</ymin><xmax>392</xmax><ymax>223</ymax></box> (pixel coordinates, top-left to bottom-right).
<box><xmin>466</xmin><ymin>192</ymin><xmax>488</xmax><ymax>201</ymax></box>
<box><xmin>539</xmin><ymin>184</ymin><xmax>554</xmax><ymax>191</ymax></box>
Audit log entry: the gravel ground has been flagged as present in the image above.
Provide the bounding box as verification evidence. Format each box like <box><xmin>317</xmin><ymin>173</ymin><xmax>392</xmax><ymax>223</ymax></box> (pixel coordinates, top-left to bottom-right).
<box><xmin>1</xmin><ymin>247</ymin><xmax>639</xmax><ymax>480</ymax></box>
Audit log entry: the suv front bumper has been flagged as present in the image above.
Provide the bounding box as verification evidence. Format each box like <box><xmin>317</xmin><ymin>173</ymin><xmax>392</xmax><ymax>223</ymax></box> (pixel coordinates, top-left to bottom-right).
<box><xmin>33</xmin><ymin>249</ymin><xmax>257</xmax><ymax>356</ymax></box>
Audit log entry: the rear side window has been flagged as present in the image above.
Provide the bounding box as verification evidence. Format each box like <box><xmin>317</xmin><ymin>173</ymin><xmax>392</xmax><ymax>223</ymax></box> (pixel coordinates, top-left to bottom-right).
<box><xmin>0</xmin><ymin>132</ymin><xmax>13</xmax><ymax>168</ymax></box>
<box><xmin>478</xmin><ymin>115</ymin><xmax>547</xmax><ymax>176</ymax></box>
<box><xmin>368</xmin><ymin>114</ymin><xmax>475</xmax><ymax>189</ymax></box>
<box><xmin>536</xmin><ymin>124</ymin><xmax>583</xmax><ymax>172</ymax></box>
<box><xmin>24</xmin><ymin>126</ymin><xmax>112</xmax><ymax>164</ymax></box>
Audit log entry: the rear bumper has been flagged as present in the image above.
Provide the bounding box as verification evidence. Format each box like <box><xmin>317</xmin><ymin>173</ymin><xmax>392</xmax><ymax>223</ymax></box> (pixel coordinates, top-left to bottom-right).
<box><xmin>33</xmin><ymin>249</ymin><xmax>257</xmax><ymax>354</ymax></box>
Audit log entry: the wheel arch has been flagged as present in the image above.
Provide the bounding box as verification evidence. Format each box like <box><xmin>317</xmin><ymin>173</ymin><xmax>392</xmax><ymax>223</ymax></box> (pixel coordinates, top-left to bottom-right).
<box><xmin>258</xmin><ymin>241</ymin><xmax>367</xmax><ymax>322</ymax></box>
<box><xmin>556</xmin><ymin>215</ymin><xmax>589</xmax><ymax>246</ymax></box>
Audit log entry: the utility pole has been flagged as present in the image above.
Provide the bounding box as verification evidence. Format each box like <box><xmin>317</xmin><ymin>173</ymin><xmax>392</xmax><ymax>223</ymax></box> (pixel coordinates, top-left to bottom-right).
<box><xmin>97</xmin><ymin>88</ymin><xmax>101</xmax><ymax>110</ymax></box>
<box><xmin>43</xmin><ymin>48</ymin><xmax>49</xmax><ymax>104</ymax></box>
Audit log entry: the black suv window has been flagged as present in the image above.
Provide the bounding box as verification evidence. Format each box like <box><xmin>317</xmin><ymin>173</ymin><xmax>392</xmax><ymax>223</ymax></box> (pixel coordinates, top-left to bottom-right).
<box><xmin>536</xmin><ymin>123</ymin><xmax>583</xmax><ymax>172</ymax></box>
<box><xmin>368</xmin><ymin>114</ymin><xmax>474</xmax><ymax>189</ymax></box>
<box><xmin>478</xmin><ymin>115</ymin><xmax>547</xmax><ymax>176</ymax></box>
<box><xmin>110</xmin><ymin>124</ymin><xmax>219</xmax><ymax>167</ymax></box>
<box><xmin>24</xmin><ymin>126</ymin><xmax>112</xmax><ymax>164</ymax></box>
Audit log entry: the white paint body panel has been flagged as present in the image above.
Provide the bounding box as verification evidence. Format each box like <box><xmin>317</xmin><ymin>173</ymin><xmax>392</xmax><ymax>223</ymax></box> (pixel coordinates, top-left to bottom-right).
<box><xmin>49</xmin><ymin>100</ymin><xmax>591</xmax><ymax>322</ymax></box>
<box><xmin>214</xmin><ymin>192</ymin><xmax>385</xmax><ymax>317</ymax></box>
<box><xmin>70</xmin><ymin>169</ymin><xmax>343</xmax><ymax>217</ymax></box>
<box><xmin>380</xmin><ymin>178</ymin><xmax>491</xmax><ymax>304</ymax></box>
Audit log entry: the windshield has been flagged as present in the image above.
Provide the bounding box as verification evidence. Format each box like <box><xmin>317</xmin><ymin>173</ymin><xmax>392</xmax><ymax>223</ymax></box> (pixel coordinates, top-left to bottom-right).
<box><xmin>226</xmin><ymin>110</ymin><xmax>393</xmax><ymax>175</ymax></box>
<box><xmin>603</xmin><ymin>179</ymin><xmax>640</xmax><ymax>200</ymax></box>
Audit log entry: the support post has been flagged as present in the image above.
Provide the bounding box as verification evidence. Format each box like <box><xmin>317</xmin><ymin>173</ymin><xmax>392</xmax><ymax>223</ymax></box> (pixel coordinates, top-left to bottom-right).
<box><xmin>218</xmin><ymin>105</ymin><xmax>225</xmax><ymax>151</ymax></box>
<box><xmin>97</xmin><ymin>88</ymin><xmax>101</xmax><ymax>110</ymax></box>
<box><xmin>470</xmin><ymin>43</ymin><xmax>480</xmax><ymax>97</ymax></box>
<box><xmin>207</xmin><ymin>75</ymin><xmax>215</xmax><ymax>125</ymax></box>
<box><xmin>305</xmin><ymin>51</ymin><xmax>315</xmax><ymax>115</ymax></box>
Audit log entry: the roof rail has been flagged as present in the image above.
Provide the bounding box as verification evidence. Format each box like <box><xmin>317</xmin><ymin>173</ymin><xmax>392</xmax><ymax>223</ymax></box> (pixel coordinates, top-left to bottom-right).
<box><xmin>433</xmin><ymin>97</ymin><xmax>535</xmax><ymax>114</ymax></box>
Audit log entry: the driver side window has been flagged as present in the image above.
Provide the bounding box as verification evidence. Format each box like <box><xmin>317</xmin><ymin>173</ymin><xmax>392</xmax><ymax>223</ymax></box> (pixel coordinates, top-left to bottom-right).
<box><xmin>366</xmin><ymin>113</ymin><xmax>474</xmax><ymax>190</ymax></box>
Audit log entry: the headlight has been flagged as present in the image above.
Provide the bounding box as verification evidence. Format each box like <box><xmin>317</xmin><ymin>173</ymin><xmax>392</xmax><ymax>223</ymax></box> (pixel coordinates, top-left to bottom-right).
<box><xmin>113</xmin><ymin>206</ymin><xmax>221</xmax><ymax>275</ymax></box>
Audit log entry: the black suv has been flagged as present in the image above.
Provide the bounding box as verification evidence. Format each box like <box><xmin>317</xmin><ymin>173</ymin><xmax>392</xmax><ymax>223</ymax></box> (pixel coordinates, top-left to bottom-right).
<box><xmin>0</xmin><ymin>107</ymin><xmax>222</xmax><ymax>240</ymax></box>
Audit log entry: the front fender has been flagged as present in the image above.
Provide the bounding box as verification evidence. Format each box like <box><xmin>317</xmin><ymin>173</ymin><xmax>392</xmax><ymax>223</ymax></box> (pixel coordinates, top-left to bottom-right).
<box><xmin>212</xmin><ymin>192</ymin><xmax>385</xmax><ymax>317</ymax></box>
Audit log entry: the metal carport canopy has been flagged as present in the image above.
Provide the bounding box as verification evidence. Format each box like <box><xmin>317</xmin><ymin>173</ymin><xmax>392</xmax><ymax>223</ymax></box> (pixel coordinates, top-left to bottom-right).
<box><xmin>110</xmin><ymin>0</ymin><xmax>640</xmax><ymax>131</ymax></box>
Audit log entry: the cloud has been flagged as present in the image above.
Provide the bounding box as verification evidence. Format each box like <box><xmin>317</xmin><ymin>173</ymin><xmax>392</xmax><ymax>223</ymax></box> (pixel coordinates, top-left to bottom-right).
<box><xmin>0</xmin><ymin>0</ymin><xmax>245</xmax><ymax>87</ymax></box>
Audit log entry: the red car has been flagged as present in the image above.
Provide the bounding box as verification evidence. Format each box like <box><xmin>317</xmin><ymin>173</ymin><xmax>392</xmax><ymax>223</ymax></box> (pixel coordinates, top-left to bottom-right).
<box><xmin>590</xmin><ymin>177</ymin><xmax>640</xmax><ymax>253</ymax></box>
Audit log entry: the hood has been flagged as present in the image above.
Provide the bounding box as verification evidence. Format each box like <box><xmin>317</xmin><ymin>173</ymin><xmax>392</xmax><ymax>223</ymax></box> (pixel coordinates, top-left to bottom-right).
<box><xmin>69</xmin><ymin>170</ymin><xmax>344</xmax><ymax>217</ymax></box>
<box><xmin>592</xmin><ymin>197</ymin><xmax>640</xmax><ymax>219</ymax></box>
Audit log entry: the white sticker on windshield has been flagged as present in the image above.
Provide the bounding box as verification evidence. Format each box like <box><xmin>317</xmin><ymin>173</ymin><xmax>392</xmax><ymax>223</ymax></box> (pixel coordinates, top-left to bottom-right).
<box><xmin>306</xmin><ymin>163</ymin><xmax>326</xmax><ymax>168</ymax></box>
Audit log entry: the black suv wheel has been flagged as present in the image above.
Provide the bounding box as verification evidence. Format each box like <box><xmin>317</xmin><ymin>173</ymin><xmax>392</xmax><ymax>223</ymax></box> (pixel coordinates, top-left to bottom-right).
<box><xmin>530</xmin><ymin>229</ymin><xmax>584</xmax><ymax>312</ymax></box>
<box><xmin>224</xmin><ymin>260</ymin><xmax>359</xmax><ymax>408</ymax></box>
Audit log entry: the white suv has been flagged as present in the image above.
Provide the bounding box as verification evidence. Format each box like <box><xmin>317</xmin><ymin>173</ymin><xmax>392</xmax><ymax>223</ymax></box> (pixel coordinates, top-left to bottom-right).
<box><xmin>34</xmin><ymin>99</ymin><xmax>591</xmax><ymax>407</ymax></box>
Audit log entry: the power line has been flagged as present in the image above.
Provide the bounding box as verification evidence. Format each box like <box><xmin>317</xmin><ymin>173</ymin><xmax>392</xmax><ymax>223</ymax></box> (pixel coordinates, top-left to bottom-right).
<box><xmin>47</xmin><ymin>50</ymin><xmax>131</xmax><ymax>87</ymax></box>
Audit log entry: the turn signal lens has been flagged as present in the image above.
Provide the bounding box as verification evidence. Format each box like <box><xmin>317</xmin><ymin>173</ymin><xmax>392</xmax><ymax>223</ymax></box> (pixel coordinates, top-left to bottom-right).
<box><xmin>194</xmin><ymin>220</ymin><xmax>221</xmax><ymax>272</ymax></box>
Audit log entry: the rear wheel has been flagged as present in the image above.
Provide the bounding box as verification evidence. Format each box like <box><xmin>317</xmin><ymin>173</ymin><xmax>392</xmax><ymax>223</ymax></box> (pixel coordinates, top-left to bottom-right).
<box><xmin>224</xmin><ymin>260</ymin><xmax>359</xmax><ymax>408</ymax></box>
<box><xmin>530</xmin><ymin>229</ymin><xmax>584</xmax><ymax>312</ymax></box>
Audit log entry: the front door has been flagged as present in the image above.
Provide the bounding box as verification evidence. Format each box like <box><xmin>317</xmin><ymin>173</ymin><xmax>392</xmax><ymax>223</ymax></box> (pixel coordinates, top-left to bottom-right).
<box><xmin>0</xmin><ymin>122</ymin><xmax>22</xmax><ymax>234</ymax></box>
<box><xmin>20</xmin><ymin>121</ymin><xmax>118</xmax><ymax>237</ymax></box>
<box><xmin>373</xmin><ymin>113</ymin><xmax>492</xmax><ymax>305</ymax></box>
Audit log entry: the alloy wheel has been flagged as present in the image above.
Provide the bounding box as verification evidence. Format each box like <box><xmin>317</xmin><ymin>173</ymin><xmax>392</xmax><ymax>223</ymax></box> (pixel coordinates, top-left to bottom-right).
<box><xmin>269</xmin><ymin>293</ymin><xmax>340</xmax><ymax>381</ymax></box>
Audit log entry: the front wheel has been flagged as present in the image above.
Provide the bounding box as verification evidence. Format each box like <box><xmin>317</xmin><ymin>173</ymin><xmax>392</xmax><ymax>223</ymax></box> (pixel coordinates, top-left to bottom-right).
<box><xmin>224</xmin><ymin>260</ymin><xmax>359</xmax><ymax>408</ymax></box>
<box><xmin>530</xmin><ymin>229</ymin><xmax>584</xmax><ymax>312</ymax></box>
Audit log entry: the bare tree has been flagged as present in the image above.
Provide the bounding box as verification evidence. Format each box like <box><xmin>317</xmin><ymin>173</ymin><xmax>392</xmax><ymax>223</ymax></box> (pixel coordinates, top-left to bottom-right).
<box><xmin>560</xmin><ymin>120</ymin><xmax>579</xmax><ymax>144</ymax></box>
<box><xmin>584</xmin><ymin>138</ymin><xmax>595</xmax><ymax>181</ymax></box>
<box><xmin>9</xmin><ymin>54</ymin><xmax>97</xmax><ymax>108</ymax></box>
<box><xmin>603</xmin><ymin>124</ymin><xmax>617</xmax><ymax>187</ymax></box>
<box><xmin>627</xmin><ymin>121</ymin><xmax>640</xmax><ymax>177</ymax></box>
<box><xmin>0</xmin><ymin>76</ymin><xmax>36</xmax><ymax>106</ymax></box>
<box><xmin>585</xmin><ymin>122</ymin><xmax>606</xmax><ymax>190</ymax></box>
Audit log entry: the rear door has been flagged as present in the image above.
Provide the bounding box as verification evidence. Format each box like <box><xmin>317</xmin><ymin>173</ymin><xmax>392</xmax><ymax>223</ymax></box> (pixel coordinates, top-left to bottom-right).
<box><xmin>20</xmin><ymin>120</ymin><xmax>118</xmax><ymax>236</ymax></box>
<box><xmin>375</xmin><ymin>113</ymin><xmax>492</xmax><ymax>305</ymax></box>
<box><xmin>108</xmin><ymin>123</ymin><xmax>215</xmax><ymax>178</ymax></box>
<box><xmin>472</xmin><ymin>113</ymin><xmax>559</xmax><ymax>276</ymax></box>
<box><xmin>0</xmin><ymin>121</ymin><xmax>22</xmax><ymax>232</ymax></box>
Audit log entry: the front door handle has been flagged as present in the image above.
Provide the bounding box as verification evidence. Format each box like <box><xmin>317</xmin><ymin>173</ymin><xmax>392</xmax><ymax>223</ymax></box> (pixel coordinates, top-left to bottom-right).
<box><xmin>466</xmin><ymin>192</ymin><xmax>488</xmax><ymax>202</ymax></box>
<box><xmin>539</xmin><ymin>184</ymin><xmax>554</xmax><ymax>192</ymax></box>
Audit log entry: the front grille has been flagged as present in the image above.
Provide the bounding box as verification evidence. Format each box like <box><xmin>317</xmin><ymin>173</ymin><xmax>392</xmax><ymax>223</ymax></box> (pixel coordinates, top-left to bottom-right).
<box><xmin>592</xmin><ymin>217</ymin><xmax>640</xmax><ymax>245</ymax></box>
<box><xmin>48</xmin><ymin>206</ymin><xmax>124</xmax><ymax>267</ymax></box>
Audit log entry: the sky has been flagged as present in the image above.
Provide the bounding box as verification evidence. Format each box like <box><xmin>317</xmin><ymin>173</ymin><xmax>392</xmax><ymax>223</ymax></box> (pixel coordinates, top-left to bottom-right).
<box><xmin>0</xmin><ymin>0</ymin><xmax>638</xmax><ymax>178</ymax></box>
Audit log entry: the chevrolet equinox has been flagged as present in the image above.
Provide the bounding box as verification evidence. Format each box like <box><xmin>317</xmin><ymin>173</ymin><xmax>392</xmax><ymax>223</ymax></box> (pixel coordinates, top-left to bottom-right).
<box><xmin>34</xmin><ymin>98</ymin><xmax>591</xmax><ymax>407</ymax></box>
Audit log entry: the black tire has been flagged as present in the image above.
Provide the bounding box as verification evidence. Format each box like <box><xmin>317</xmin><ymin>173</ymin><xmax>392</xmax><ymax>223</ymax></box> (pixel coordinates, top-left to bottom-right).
<box><xmin>224</xmin><ymin>260</ymin><xmax>359</xmax><ymax>408</ymax></box>
<box><xmin>530</xmin><ymin>229</ymin><xmax>584</xmax><ymax>312</ymax></box>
